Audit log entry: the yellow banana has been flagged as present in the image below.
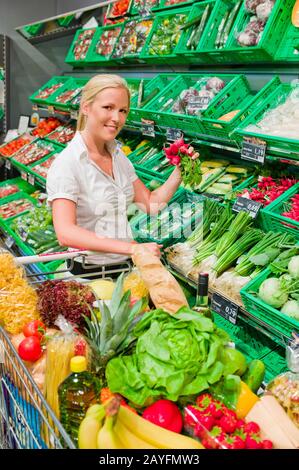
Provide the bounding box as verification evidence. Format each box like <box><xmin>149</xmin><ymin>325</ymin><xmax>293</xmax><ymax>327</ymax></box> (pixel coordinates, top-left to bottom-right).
<box><xmin>78</xmin><ymin>415</ymin><xmax>103</xmax><ymax>449</ymax></box>
<box><xmin>97</xmin><ymin>416</ymin><xmax>124</xmax><ymax>449</ymax></box>
<box><xmin>86</xmin><ymin>404</ymin><xmax>106</xmax><ymax>418</ymax></box>
<box><xmin>118</xmin><ymin>406</ymin><xmax>204</xmax><ymax>449</ymax></box>
<box><xmin>114</xmin><ymin>417</ymin><xmax>156</xmax><ymax>449</ymax></box>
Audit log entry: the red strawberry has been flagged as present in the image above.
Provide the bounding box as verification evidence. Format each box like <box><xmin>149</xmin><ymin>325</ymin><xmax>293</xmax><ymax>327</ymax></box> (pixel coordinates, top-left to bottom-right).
<box><xmin>205</xmin><ymin>401</ymin><xmax>224</xmax><ymax>419</ymax></box>
<box><xmin>235</xmin><ymin>419</ymin><xmax>246</xmax><ymax>430</ymax></box>
<box><xmin>244</xmin><ymin>421</ymin><xmax>260</xmax><ymax>435</ymax></box>
<box><xmin>194</xmin><ymin>413</ymin><xmax>215</xmax><ymax>436</ymax></box>
<box><xmin>222</xmin><ymin>435</ymin><xmax>246</xmax><ymax>450</ymax></box>
<box><xmin>184</xmin><ymin>405</ymin><xmax>201</xmax><ymax>428</ymax></box>
<box><xmin>219</xmin><ymin>412</ymin><xmax>237</xmax><ymax>434</ymax></box>
<box><xmin>245</xmin><ymin>433</ymin><xmax>263</xmax><ymax>449</ymax></box>
<box><xmin>262</xmin><ymin>439</ymin><xmax>273</xmax><ymax>449</ymax></box>
<box><xmin>196</xmin><ymin>393</ymin><xmax>213</xmax><ymax>410</ymax></box>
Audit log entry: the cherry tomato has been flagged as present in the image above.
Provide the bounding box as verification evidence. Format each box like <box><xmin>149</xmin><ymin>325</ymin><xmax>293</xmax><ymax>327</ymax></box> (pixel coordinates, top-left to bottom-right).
<box><xmin>18</xmin><ymin>336</ymin><xmax>42</xmax><ymax>362</ymax></box>
<box><xmin>23</xmin><ymin>320</ymin><xmax>46</xmax><ymax>339</ymax></box>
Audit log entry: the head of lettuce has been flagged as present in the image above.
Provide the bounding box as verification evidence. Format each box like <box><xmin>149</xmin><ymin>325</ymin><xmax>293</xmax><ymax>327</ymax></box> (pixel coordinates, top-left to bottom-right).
<box><xmin>106</xmin><ymin>307</ymin><xmax>239</xmax><ymax>407</ymax></box>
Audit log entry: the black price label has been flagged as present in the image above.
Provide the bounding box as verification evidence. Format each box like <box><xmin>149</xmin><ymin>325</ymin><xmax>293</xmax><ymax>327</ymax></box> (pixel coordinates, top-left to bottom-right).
<box><xmin>211</xmin><ymin>293</ymin><xmax>239</xmax><ymax>325</ymax></box>
<box><xmin>232</xmin><ymin>196</ymin><xmax>262</xmax><ymax>219</ymax></box>
<box><xmin>141</xmin><ymin>120</ymin><xmax>155</xmax><ymax>137</ymax></box>
<box><xmin>241</xmin><ymin>137</ymin><xmax>266</xmax><ymax>164</ymax></box>
<box><xmin>5</xmin><ymin>236</ymin><xmax>14</xmax><ymax>249</ymax></box>
<box><xmin>28</xmin><ymin>174</ymin><xmax>35</xmax><ymax>186</ymax></box>
<box><xmin>5</xmin><ymin>159</ymin><xmax>11</xmax><ymax>170</ymax></box>
<box><xmin>21</xmin><ymin>171</ymin><xmax>27</xmax><ymax>181</ymax></box>
<box><xmin>188</xmin><ymin>96</ymin><xmax>210</xmax><ymax>110</ymax></box>
<box><xmin>166</xmin><ymin>128</ymin><xmax>184</xmax><ymax>142</ymax></box>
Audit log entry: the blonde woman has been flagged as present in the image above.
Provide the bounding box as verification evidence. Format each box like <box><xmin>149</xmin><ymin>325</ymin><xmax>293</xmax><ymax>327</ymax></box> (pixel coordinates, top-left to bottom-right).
<box><xmin>47</xmin><ymin>74</ymin><xmax>196</xmax><ymax>278</ymax></box>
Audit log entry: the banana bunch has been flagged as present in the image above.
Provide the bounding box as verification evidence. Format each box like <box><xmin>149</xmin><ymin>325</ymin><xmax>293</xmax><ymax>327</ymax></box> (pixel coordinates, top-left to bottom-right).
<box><xmin>78</xmin><ymin>401</ymin><xmax>204</xmax><ymax>449</ymax></box>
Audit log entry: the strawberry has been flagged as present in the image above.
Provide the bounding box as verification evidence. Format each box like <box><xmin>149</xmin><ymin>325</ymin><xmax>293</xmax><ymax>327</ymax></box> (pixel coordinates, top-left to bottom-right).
<box><xmin>205</xmin><ymin>401</ymin><xmax>225</xmax><ymax>419</ymax></box>
<box><xmin>262</xmin><ymin>439</ymin><xmax>273</xmax><ymax>449</ymax></box>
<box><xmin>219</xmin><ymin>412</ymin><xmax>237</xmax><ymax>434</ymax></box>
<box><xmin>245</xmin><ymin>433</ymin><xmax>263</xmax><ymax>449</ymax></box>
<box><xmin>194</xmin><ymin>413</ymin><xmax>215</xmax><ymax>437</ymax></box>
<box><xmin>244</xmin><ymin>421</ymin><xmax>260</xmax><ymax>435</ymax></box>
<box><xmin>222</xmin><ymin>435</ymin><xmax>245</xmax><ymax>450</ymax></box>
<box><xmin>184</xmin><ymin>405</ymin><xmax>203</xmax><ymax>428</ymax></box>
<box><xmin>196</xmin><ymin>393</ymin><xmax>214</xmax><ymax>410</ymax></box>
<box><xmin>235</xmin><ymin>419</ymin><xmax>246</xmax><ymax>430</ymax></box>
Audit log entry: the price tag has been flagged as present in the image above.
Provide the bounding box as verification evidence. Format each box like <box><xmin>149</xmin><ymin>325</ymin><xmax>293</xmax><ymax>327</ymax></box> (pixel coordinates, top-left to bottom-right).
<box><xmin>141</xmin><ymin>120</ymin><xmax>155</xmax><ymax>137</ymax></box>
<box><xmin>188</xmin><ymin>96</ymin><xmax>210</xmax><ymax>111</ymax></box>
<box><xmin>19</xmin><ymin>228</ymin><xmax>28</xmax><ymax>242</ymax></box>
<box><xmin>166</xmin><ymin>128</ymin><xmax>184</xmax><ymax>142</ymax></box>
<box><xmin>70</xmin><ymin>110</ymin><xmax>78</xmax><ymax>120</ymax></box>
<box><xmin>5</xmin><ymin>159</ymin><xmax>11</xmax><ymax>170</ymax></box>
<box><xmin>32</xmin><ymin>104</ymin><xmax>38</xmax><ymax>111</ymax></box>
<box><xmin>211</xmin><ymin>293</ymin><xmax>239</xmax><ymax>325</ymax></box>
<box><xmin>48</xmin><ymin>106</ymin><xmax>55</xmax><ymax>115</ymax></box>
<box><xmin>232</xmin><ymin>196</ymin><xmax>262</xmax><ymax>219</ymax></box>
<box><xmin>21</xmin><ymin>171</ymin><xmax>27</xmax><ymax>181</ymax></box>
<box><xmin>28</xmin><ymin>174</ymin><xmax>35</xmax><ymax>186</ymax></box>
<box><xmin>5</xmin><ymin>236</ymin><xmax>14</xmax><ymax>249</ymax></box>
<box><xmin>241</xmin><ymin>137</ymin><xmax>266</xmax><ymax>164</ymax></box>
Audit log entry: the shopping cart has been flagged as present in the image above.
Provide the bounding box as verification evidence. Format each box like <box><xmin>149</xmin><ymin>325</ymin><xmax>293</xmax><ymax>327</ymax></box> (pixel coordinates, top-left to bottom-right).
<box><xmin>0</xmin><ymin>250</ymin><xmax>132</xmax><ymax>449</ymax></box>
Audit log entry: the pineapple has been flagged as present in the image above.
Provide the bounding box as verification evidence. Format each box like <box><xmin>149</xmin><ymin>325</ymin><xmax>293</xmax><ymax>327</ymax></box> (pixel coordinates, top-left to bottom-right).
<box><xmin>84</xmin><ymin>273</ymin><xmax>145</xmax><ymax>383</ymax></box>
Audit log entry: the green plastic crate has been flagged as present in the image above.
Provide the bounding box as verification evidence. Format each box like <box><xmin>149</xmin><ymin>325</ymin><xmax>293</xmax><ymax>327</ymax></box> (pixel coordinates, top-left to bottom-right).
<box><xmin>234</xmin><ymin>79</ymin><xmax>299</xmax><ymax>158</ymax></box>
<box><xmin>197</xmin><ymin>0</ymin><xmax>240</xmax><ymax>64</ymax></box>
<box><xmin>142</xmin><ymin>150</ymin><xmax>174</xmax><ymax>178</ymax></box>
<box><xmin>262</xmin><ymin>347</ymin><xmax>288</xmax><ymax>383</ymax></box>
<box><xmin>143</xmin><ymin>73</ymin><xmax>240</xmax><ymax>136</ymax></box>
<box><xmin>132</xmin><ymin>194</ymin><xmax>202</xmax><ymax>246</ymax></box>
<box><xmin>29</xmin><ymin>76</ymin><xmax>71</xmax><ymax>106</ymax></box>
<box><xmin>130</xmin><ymin>0</ymin><xmax>162</xmax><ymax>16</ymax></box>
<box><xmin>139</xmin><ymin>7</ymin><xmax>191</xmax><ymax>64</ymax></box>
<box><xmin>240</xmin><ymin>268</ymin><xmax>299</xmax><ymax>345</ymax></box>
<box><xmin>275</xmin><ymin>23</ymin><xmax>299</xmax><ymax>62</ymax></box>
<box><xmin>23</xmin><ymin>22</ymin><xmax>44</xmax><ymax>37</ymax></box>
<box><xmin>0</xmin><ymin>132</ymin><xmax>36</xmax><ymax>158</ymax></box>
<box><xmin>0</xmin><ymin>106</ymin><xmax>4</xmax><ymax>121</ymax></box>
<box><xmin>0</xmin><ymin>192</ymin><xmax>38</xmax><ymax>227</ymax></box>
<box><xmin>128</xmin><ymin>73</ymin><xmax>177</xmax><ymax>123</ymax></box>
<box><xmin>201</xmin><ymin>76</ymin><xmax>281</xmax><ymax>142</ymax></box>
<box><xmin>47</xmin><ymin>77</ymin><xmax>89</xmax><ymax>111</ymax></box>
<box><xmin>260</xmin><ymin>182</ymin><xmax>299</xmax><ymax>241</ymax></box>
<box><xmin>65</xmin><ymin>28</ymin><xmax>97</xmax><ymax>66</ymax></box>
<box><xmin>11</xmin><ymin>139</ymin><xmax>62</xmax><ymax>174</ymax></box>
<box><xmin>86</xmin><ymin>24</ymin><xmax>124</xmax><ymax>65</ymax></box>
<box><xmin>225</xmin><ymin>0</ymin><xmax>294</xmax><ymax>63</ymax></box>
<box><xmin>213</xmin><ymin>312</ymin><xmax>277</xmax><ymax>361</ymax></box>
<box><xmin>112</xmin><ymin>18</ymin><xmax>155</xmax><ymax>64</ymax></box>
<box><xmin>175</xmin><ymin>0</ymin><xmax>216</xmax><ymax>63</ymax></box>
<box><xmin>160</xmin><ymin>0</ymin><xmax>196</xmax><ymax>9</ymax></box>
<box><xmin>0</xmin><ymin>177</ymin><xmax>36</xmax><ymax>199</ymax></box>
<box><xmin>57</xmin><ymin>14</ymin><xmax>75</xmax><ymax>27</ymax></box>
<box><xmin>25</xmin><ymin>146</ymin><xmax>64</xmax><ymax>187</ymax></box>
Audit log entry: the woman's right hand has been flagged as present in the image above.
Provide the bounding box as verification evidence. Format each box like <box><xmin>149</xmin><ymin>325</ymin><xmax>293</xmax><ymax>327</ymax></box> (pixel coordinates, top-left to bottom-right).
<box><xmin>130</xmin><ymin>242</ymin><xmax>163</xmax><ymax>258</ymax></box>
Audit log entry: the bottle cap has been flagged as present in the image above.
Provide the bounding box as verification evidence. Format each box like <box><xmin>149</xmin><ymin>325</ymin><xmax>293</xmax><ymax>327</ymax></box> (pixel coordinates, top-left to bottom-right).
<box><xmin>70</xmin><ymin>356</ymin><xmax>87</xmax><ymax>373</ymax></box>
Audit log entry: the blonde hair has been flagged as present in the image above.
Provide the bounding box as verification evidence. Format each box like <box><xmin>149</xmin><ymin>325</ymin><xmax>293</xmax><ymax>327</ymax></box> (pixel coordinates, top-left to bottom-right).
<box><xmin>77</xmin><ymin>74</ymin><xmax>130</xmax><ymax>131</ymax></box>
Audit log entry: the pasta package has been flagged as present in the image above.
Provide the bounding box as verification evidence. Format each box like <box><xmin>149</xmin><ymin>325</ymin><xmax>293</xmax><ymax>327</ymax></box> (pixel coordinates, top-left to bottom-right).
<box><xmin>131</xmin><ymin>245</ymin><xmax>188</xmax><ymax>314</ymax></box>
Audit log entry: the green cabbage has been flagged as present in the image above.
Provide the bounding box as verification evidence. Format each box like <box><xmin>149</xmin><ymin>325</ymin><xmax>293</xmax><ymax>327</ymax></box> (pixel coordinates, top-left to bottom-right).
<box><xmin>106</xmin><ymin>307</ymin><xmax>241</xmax><ymax>406</ymax></box>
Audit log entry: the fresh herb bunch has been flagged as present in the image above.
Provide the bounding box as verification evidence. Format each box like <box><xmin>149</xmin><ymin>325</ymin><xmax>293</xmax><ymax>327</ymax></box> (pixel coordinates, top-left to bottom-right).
<box><xmin>164</xmin><ymin>138</ymin><xmax>202</xmax><ymax>188</ymax></box>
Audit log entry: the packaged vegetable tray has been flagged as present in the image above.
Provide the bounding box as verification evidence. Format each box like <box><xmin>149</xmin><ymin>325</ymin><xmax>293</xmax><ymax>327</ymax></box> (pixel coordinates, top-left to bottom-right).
<box><xmin>112</xmin><ymin>18</ymin><xmax>154</xmax><ymax>64</ymax></box>
<box><xmin>0</xmin><ymin>192</ymin><xmax>38</xmax><ymax>226</ymax></box>
<box><xmin>29</xmin><ymin>76</ymin><xmax>71</xmax><ymax>106</ymax></box>
<box><xmin>65</xmin><ymin>28</ymin><xmax>96</xmax><ymax>66</ymax></box>
<box><xmin>0</xmin><ymin>177</ymin><xmax>36</xmax><ymax>200</ymax></box>
<box><xmin>0</xmin><ymin>133</ymin><xmax>35</xmax><ymax>158</ymax></box>
<box><xmin>10</xmin><ymin>139</ymin><xmax>62</xmax><ymax>172</ymax></box>
<box><xmin>86</xmin><ymin>24</ymin><xmax>124</xmax><ymax>65</ymax></box>
<box><xmin>139</xmin><ymin>7</ymin><xmax>191</xmax><ymax>64</ymax></box>
<box><xmin>47</xmin><ymin>77</ymin><xmax>89</xmax><ymax>111</ymax></box>
<box><xmin>234</xmin><ymin>77</ymin><xmax>299</xmax><ymax>159</ymax></box>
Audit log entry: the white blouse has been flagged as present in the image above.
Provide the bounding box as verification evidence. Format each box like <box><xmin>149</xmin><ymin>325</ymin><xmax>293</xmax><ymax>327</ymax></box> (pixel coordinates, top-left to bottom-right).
<box><xmin>46</xmin><ymin>131</ymin><xmax>138</xmax><ymax>265</ymax></box>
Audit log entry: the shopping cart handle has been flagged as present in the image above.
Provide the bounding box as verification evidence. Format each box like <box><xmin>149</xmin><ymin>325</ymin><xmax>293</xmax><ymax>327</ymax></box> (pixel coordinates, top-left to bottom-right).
<box><xmin>15</xmin><ymin>250</ymin><xmax>94</xmax><ymax>265</ymax></box>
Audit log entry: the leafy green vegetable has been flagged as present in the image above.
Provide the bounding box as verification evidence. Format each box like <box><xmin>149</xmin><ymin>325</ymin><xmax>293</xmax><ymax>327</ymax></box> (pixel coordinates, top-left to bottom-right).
<box><xmin>106</xmin><ymin>307</ymin><xmax>240</xmax><ymax>406</ymax></box>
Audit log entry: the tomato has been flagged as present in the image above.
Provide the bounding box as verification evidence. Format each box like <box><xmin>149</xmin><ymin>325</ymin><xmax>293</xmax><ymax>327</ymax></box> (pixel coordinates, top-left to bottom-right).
<box><xmin>23</xmin><ymin>319</ymin><xmax>45</xmax><ymax>339</ymax></box>
<box><xmin>18</xmin><ymin>336</ymin><xmax>42</xmax><ymax>362</ymax></box>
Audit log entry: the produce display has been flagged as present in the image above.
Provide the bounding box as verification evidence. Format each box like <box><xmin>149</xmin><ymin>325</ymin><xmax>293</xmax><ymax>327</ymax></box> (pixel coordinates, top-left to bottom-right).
<box><xmin>184</xmin><ymin>4</ymin><xmax>213</xmax><ymax>51</ymax></box>
<box><xmin>106</xmin><ymin>0</ymin><xmax>131</xmax><ymax>18</ymax></box>
<box><xmin>132</xmin><ymin>0</ymin><xmax>160</xmax><ymax>10</ymax></box>
<box><xmin>46</xmin><ymin>122</ymin><xmax>76</xmax><ymax>145</ymax></box>
<box><xmin>0</xmin><ymin>184</ymin><xmax>19</xmax><ymax>199</ymax></box>
<box><xmin>237</xmin><ymin>0</ymin><xmax>276</xmax><ymax>47</ymax></box>
<box><xmin>0</xmin><ymin>135</ymin><xmax>32</xmax><ymax>157</ymax></box>
<box><xmin>281</xmin><ymin>192</ymin><xmax>299</xmax><ymax>223</ymax></box>
<box><xmin>0</xmin><ymin>198</ymin><xmax>34</xmax><ymax>219</ymax></box>
<box><xmin>31</xmin><ymin>117</ymin><xmax>62</xmax><ymax>138</ymax></box>
<box><xmin>30</xmin><ymin>154</ymin><xmax>57</xmax><ymax>179</ymax></box>
<box><xmin>72</xmin><ymin>29</ymin><xmax>95</xmax><ymax>61</ymax></box>
<box><xmin>12</xmin><ymin>140</ymin><xmax>54</xmax><ymax>165</ymax></box>
<box><xmin>34</xmin><ymin>81</ymin><xmax>65</xmax><ymax>100</ymax></box>
<box><xmin>112</xmin><ymin>19</ymin><xmax>153</xmax><ymax>58</ymax></box>
<box><xmin>95</xmin><ymin>27</ymin><xmax>122</xmax><ymax>58</ymax></box>
<box><xmin>239</xmin><ymin>176</ymin><xmax>297</xmax><ymax>206</ymax></box>
<box><xmin>54</xmin><ymin>87</ymin><xmax>82</xmax><ymax>105</ymax></box>
<box><xmin>147</xmin><ymin>14</ymin><xmax>187</xmax><ymax>56</ymax></box>
<box><xmin>267</xmin><ymin>372</ymin><xmax>299</xmax><ymax>428</ymax></box>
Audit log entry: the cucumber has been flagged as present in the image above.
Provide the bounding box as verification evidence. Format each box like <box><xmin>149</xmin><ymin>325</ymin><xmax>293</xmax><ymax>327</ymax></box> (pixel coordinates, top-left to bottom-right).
<box><xmin>242</xmin><ymin>359</ymin><xmax>265</xmax><ymax>393</ymax></box>
<box><xmin>191</xmin><ymin>5</ymin><xmax>210</xmax><ymax>50</ymax></box>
